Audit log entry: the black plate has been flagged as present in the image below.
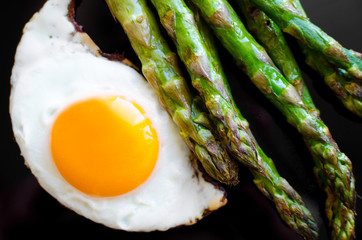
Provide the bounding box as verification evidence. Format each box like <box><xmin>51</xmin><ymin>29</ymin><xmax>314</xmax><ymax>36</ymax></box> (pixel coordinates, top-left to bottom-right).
<box><xmin>3</xmin><ymin>0</ymin><xmax>361</xmax><ymax>239</ymax></box>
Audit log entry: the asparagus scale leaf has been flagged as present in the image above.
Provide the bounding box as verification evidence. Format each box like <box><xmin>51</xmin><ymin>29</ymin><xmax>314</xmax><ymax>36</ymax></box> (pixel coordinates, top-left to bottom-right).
<box><xmin>191</xmin><ymin>0</ymin><xmax>355</xmax><ymax>238</ymax></box>
<box><xmin>150</xmin><ymin>0</ymin><xmax>318</xmax><ymax>238</ymax></box>
<box><xmin>105</xmin><ymin>0</ymin><xmax>239</xmax><ymax>186</ymax></box>
<box><xmin>236</xmin><ymin>1</ymin><xmax>357</xmax><ymax>238</ymax></box>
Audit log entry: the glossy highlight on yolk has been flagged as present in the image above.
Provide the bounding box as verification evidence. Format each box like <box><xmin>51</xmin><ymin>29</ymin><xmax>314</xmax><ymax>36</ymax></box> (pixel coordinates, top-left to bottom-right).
<box><xmin>51</xmin><ymin>96</ymin><xmax>159</xmax><ymax>197</ymax></box>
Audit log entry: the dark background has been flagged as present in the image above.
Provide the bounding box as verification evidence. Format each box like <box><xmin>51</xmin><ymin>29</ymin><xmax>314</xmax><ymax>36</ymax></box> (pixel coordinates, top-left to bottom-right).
<box><xmin>2</xmin><ymin>0</ymin><xmax>361</xmax><ymax>239</ymax></box>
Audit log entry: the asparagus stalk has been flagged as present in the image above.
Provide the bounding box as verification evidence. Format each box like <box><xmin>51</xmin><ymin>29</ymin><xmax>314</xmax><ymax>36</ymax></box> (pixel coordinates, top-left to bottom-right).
<box><xmin>247</xmin><ymin>0</ymin><xmax>362</xmax><ymax>83</ymax></box>
<box><xmin>236</xmin><ymin>1</ymin><xmax>356</xmax><ymax>238</ymax></box>
<box><xmin>191</xmin><ymin>0</ymin><xmax>356</xmax><ymax>234</ymax></box>
<box><xmin>150</xmin><ymin>0</ymin><xmax>318</xmax><ymax>238</ymax></box>
<box><xmin>105</xmin><ymin>0</ymin><xmax>240</xmax><ymax>186</ymax></box>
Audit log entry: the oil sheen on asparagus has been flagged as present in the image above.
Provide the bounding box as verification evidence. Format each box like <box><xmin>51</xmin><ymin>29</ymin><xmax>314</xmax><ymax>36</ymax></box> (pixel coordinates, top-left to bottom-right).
<box><xmin>236</xmin><ymin>0</ymin><xmax>316</xmax><ymax>115</ymax></box>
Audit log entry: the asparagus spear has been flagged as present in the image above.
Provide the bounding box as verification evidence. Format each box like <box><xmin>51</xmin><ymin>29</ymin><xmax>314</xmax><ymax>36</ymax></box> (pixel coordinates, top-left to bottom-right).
<box><xmin>191</xmin><ymin>0</ymin><xmax>356</xmax><ymax>233</ymax></box>
<box><xmin>193</xmin><ymin>9</ymin><xmax>318</xmax><ymax>234</ymax></box>
<box><xmin>236</xmin><ymin>0</ymin><xmax>317</xmax><ymax>116</ymax></box>
<box><xmin>287</xmin><ymin>2</ymin><xmax>357</xmax><ymax>238</ymax></box>
<box><xmin>150</xmin><ymin>0</ymin><xmax>318</xmax><ymax>238</ymax></box>
<box><xmin>247</xmin><ymin>0</ymin><xmax>362</xmax><ymax>83</ymax></box>
<box><xmin>105</xmin><ymin>0</ymin><xmax>239</xmax><ymax>186</ymax></box>
<box><xmin>236</xmin><ymin>1</ymin><xmax>356</xmax><ymax>238</ymax></box>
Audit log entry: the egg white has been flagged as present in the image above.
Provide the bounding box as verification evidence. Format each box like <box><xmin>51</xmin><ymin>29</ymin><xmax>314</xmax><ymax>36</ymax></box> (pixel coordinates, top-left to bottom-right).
<box><xmin>10</xmin><ymin>0</ymin><xmax>226</xmax><ymax>232</ymax></box>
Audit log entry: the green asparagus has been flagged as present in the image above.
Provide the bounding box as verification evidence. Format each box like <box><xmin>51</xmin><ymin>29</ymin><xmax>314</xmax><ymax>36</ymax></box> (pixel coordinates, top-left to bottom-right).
<box><xmin>105</xmin><ymin>0</ymin><xmax>239</xmax><ymax>186</ymax></box>
<box><xmin>150</xmin><ymin>0</ymin><xmax>318</xmax><ymax>238</ymax></box>
<box><xmin>236</xmin><ymin>0</ymin><xmax>317</xmax><ymax>116</ymax></box>
<box><xmin>302</xmin><ymin>46</ymin><xmax>362</xmax><ymax>118</ymax></box>
<box><xmin>247</xmin><ymin>0</ymin><xmax>362</xmax><ymax>83</ymax></box>
<box><xmin>289</xmin><ymin>2</ymin><xmax>357</xmax><ymax>238</ymax></box>
<box><xmin>150</xmin><ymin>0</ymin><xmax>260</xmax><ymax>175</ymax></box>
<box><xmin>191</xmin><ymin>0</ymin><xmax>356</xmax><ymax>234</ymax></box>
<box><xmin>286</xmin><ymin>0</ymin><xmax>362</xmax><ymax>118</ymax></box>
<box><xmin>236</xmin><ymin>1</ymin><xmax>356</xmax><ymax>238</ymax></box>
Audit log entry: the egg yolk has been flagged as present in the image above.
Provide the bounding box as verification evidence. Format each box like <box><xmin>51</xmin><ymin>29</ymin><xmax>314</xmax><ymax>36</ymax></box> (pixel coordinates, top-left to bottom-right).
<box><xmin>50</xmin><ymin>96</ymin><xmax>159</xmax><ymax>197</ymax></box>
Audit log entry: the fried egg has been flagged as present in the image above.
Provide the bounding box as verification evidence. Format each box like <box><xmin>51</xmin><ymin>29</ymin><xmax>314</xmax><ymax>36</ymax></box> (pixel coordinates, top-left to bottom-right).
<box><xmin>10</xmin><ymin>0</ymin><xmax>226</xmax><ymax>231</ymax></box>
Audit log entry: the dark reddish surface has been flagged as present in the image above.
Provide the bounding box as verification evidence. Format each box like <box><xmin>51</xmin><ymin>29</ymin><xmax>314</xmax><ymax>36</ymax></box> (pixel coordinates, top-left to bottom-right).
<box><xmin>3</xmin><ymin>0</ymin><xmax>362</xmax><ymax>239</ymax></box>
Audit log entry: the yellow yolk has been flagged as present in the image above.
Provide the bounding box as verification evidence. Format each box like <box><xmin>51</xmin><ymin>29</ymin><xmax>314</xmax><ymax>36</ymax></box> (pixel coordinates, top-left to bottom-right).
<box><xmin>50</xmin><ymin>96</ymin><xmax>159</xmax><ymax>197</ymax></box>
